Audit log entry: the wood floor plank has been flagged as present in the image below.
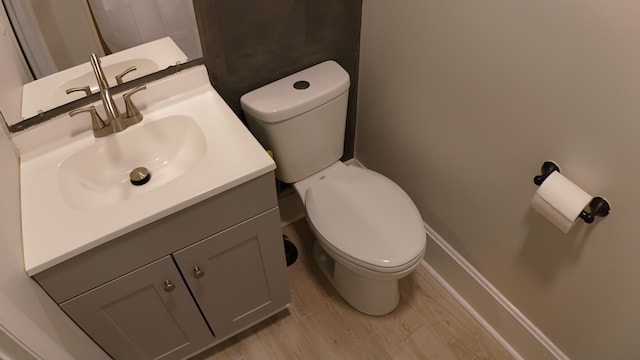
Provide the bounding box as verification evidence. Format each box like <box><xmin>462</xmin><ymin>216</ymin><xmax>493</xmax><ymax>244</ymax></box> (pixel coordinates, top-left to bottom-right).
<box><xmin>192</xmin><ymin>219</ymin><xmax>513</xmax><ymax>360</ymax></box>
<box><xmin>405</xmin><ymin>268</ymin><xmax>510</xmax><ymax>359</ymax></box>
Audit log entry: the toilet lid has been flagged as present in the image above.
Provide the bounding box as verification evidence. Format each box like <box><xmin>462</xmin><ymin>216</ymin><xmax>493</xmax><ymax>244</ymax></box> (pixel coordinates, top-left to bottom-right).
<box><xmin>305</xmin><ymin>167</ymin><xmax>425</xmax><ymax>271</ymax></box>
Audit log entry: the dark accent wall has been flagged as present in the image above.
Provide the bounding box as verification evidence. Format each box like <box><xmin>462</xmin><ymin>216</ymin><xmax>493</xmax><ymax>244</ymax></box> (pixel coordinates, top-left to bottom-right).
<box><xmin>193</xmin><ymin>0</ymin><xmax>362</xmax><ymax>160</ymax></box>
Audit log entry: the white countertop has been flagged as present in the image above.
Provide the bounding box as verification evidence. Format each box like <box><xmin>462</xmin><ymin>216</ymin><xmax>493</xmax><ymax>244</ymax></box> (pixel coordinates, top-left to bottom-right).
<box><xmin>19</xmin><ymin>66</ymin><xmax>275</xmax><ymax>275</ymax></box>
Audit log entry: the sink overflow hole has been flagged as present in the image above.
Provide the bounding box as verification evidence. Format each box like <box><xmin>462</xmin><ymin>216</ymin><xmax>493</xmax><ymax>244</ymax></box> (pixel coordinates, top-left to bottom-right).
<box><xmin>130</xmin><ymin>167</ymin><xmax>151</xmax><ymax>186</ymax></box>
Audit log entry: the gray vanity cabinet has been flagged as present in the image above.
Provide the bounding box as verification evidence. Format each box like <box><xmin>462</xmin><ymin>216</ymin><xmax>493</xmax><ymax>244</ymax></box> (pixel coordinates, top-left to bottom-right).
<box><xmin>173</xmin><ymin>208</ymin><xmax>290</xmax><ymax>339</ymax></box>
<box><xmin>60</xmin><ymin>256</ymin><xmax>213</xmax><ymax>360</ymax></box>
<box><xmin>34</xmin><ymin>174</ymin><xmax>290</xmax><ymax>360</ymax></box>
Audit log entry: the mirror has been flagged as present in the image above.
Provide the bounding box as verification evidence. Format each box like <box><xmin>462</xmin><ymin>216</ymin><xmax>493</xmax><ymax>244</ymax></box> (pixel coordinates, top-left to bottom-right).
<box><xmin>2</xmin><ymin>0</ymin><xmax>202</xmax><ymax>129</ymax></box>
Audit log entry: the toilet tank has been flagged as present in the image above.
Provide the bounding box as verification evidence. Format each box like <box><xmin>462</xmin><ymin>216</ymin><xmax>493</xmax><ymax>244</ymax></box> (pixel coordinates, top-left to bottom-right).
<box><xmin>240</xmin><ymin>60</ymin><xmax>350</xmax><ymax>183</ymax></box>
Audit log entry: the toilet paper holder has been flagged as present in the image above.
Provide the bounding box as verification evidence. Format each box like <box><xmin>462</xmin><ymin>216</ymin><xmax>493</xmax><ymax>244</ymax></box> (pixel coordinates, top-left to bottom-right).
<box><xmin>533</xmin><ymin>161</ymin><xmax>610</xmax><ymax>224</ymax></box>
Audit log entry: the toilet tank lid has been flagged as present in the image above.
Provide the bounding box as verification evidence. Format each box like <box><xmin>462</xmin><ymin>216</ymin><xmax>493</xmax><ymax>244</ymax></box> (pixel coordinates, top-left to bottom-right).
<box><xmin>240</xmin><ymin>60</ymin><xmax>350</xmax><ymax>123</ymax></box>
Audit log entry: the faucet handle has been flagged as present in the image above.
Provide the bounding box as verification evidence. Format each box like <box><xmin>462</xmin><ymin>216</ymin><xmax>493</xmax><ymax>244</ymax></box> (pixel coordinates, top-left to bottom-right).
<box><xmin>70</xmin><ymin>106</ymin><xmax>106</xmax><ymax>132</ymax></box>
<box><xmin>65</xmin><ymin>86</ymin><xmax>92</xmax><ymax>97</ymax></box>
<box><xmin>122</xmin><ymin>84</ymin><xmax>147</xmax><ymax>124</ymax></box>
<box><xmin>115</xmin><ymin>66</ymin><xmax>137</xmax><ymax>85</ymax></box>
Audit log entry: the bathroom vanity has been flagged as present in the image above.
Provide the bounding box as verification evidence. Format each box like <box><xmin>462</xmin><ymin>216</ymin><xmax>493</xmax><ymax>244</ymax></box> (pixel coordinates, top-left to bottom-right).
<box><xmin>34</xmin><ymin>174</ymin><xmax>288</xmax><ymax>359</ymax></box>
<box><xmin>16</xmin><ymin>65</ymin><xmax>290</xmax><ymax>359</ymax></box>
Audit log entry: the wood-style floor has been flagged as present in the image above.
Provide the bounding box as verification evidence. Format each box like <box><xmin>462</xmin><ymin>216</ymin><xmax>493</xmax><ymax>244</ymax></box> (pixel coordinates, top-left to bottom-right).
<box><xmin>193</xmin><ymin>219</ymin><xmax>513</xmax><ymax>360</ymax></box>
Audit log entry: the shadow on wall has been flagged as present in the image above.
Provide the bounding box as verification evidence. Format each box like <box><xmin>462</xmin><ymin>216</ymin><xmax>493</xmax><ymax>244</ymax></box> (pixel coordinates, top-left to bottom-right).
<box><xmin>517</xmin><ymin>210</ymin><xmax>597</xmax><ymax>285</ymax></box>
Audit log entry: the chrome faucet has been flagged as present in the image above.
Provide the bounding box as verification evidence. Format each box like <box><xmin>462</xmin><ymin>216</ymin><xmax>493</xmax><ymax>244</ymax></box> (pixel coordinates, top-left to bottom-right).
<box><xmin>69</xmin><ymin>53</ymin><xmax>147</xmax><ymax>138</ymax></box>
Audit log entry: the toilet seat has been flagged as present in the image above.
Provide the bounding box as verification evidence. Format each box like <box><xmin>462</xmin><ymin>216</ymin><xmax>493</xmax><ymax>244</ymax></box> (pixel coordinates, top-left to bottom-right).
<box><xmin>303</xmin><ymin>164</ymin><xmax>425</xmax><ymax>273</ymax></box>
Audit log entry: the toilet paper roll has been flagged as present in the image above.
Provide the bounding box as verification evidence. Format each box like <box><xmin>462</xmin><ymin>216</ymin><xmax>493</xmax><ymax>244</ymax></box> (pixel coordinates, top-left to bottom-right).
<box><xmin>531</xmin><ymin>171</ymin><xmax>592</xmax><ymax>233</ymax></box>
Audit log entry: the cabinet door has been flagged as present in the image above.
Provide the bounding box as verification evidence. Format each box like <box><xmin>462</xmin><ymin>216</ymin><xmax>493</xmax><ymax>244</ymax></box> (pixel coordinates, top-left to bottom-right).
<box><xmin>61</xmin><ymin>256</ymin><xmax>213</xmax><ymax>360</ymax></box>
<box><xmin>173</xmin><ymin>208</ymin><xmax>290</xmax><ymax>339</ymax></box>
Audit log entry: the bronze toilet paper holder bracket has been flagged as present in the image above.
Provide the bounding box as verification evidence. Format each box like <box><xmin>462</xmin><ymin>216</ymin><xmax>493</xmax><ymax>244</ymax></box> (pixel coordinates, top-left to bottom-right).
<box><xmin>533</xmin><ymin>161</ymin><xmax>610</xmax><ymax>224</ymax></box>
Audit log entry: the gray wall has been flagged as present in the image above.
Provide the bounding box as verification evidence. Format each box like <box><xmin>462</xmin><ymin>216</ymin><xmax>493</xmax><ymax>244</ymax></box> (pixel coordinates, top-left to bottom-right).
<box><xmin>193</xmin><ymin>0</ymin><xmax>362</xmax><ymax>161</ymax></box>
<box><xmin>357</xmin><ymin>0</ymin><xmax>640</xmax><ymax>358</ymax></box>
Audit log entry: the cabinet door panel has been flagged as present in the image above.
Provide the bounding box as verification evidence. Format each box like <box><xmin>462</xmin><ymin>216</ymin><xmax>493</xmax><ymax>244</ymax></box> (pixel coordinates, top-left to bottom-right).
<box><xmin>173</xmin><ymin>208</ymin><xmax>290</xmax><ymax>339</ymax></box>
<box><xmin>61</xmin><ymin>256</ymin><xmax>213</xmax><ymax>360</ymax></box>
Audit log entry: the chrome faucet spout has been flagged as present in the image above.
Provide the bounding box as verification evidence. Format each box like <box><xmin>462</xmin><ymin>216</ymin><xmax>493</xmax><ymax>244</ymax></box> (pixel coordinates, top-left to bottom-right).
<box><xmin>89</xmin><ymin>53</ymin><xmax>109</xmax><ymax>91</ymax></box>
<box><xmin>70</xmin><ymin>54</ymin><xmax>146</xmax><ymax>137</ymax></box>
<box><xmin>89</xmin><ymin>53</ymin><xmax>123</xmax><ymax>126</ymax></box>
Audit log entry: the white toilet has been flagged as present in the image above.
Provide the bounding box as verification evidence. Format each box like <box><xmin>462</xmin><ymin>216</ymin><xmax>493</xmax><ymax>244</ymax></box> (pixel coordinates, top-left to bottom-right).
<box><xmin>240</xmin><ymin>61</ymin><xmax>426</xmax><ymax>315</ymax></box>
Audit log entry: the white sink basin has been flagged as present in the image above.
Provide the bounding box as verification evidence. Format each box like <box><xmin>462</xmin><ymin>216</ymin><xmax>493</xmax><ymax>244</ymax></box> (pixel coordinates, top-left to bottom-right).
<box><xmin>58</xmin><ymin>115</ymin><xmax>207</xmax><ymax>210</ymax></box>
<box><xmin>19</xmin><ymin>65</ymin><xmax>276</xmax><ymax>275</ymax></box>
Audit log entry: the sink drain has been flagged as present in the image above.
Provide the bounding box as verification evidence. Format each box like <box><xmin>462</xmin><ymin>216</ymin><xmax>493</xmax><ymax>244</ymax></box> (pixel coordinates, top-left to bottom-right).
<box><xmin>130</xmin><ymin>167</ymin><xmax>151</xmax><ymax>186</ymax></box>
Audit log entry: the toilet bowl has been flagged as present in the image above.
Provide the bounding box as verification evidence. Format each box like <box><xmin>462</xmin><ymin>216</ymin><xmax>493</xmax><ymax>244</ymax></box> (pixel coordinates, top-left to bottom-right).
<box><xmin>296</xmin><ymin>161</ymin><xmax>425</xmax><ymax>315</ymax></box>
<box><xmin>240</xmin><ymin>60</ymin><xmax>426</xmax><ymax>315</ymax></box>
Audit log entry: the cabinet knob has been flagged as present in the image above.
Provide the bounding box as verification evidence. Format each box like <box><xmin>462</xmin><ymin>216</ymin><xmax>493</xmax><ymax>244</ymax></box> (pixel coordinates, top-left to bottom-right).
<box><xmin>163</xmin><ymin>280</ymin><xmax>176</xmax><ymax>292</ymax></box>
<box><xmin>193</xmin><ymin>266</ymin><xmax>205</xmax><ymax>279</ymax></box>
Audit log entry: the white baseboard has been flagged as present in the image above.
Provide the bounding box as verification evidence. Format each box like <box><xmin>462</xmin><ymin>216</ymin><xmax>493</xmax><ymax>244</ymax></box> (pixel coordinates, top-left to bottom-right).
<box><xmin>423</xmin><ymin>222</ymin><xmax>569</xmax><ymax>360</ymax></box>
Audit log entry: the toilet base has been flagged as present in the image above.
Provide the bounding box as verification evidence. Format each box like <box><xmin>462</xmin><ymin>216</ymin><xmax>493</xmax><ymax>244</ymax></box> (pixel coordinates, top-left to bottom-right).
<box><xmin>313</xmin><ymin>242</ymin><xmax>400</xmax><ymax>316</ymax></box>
